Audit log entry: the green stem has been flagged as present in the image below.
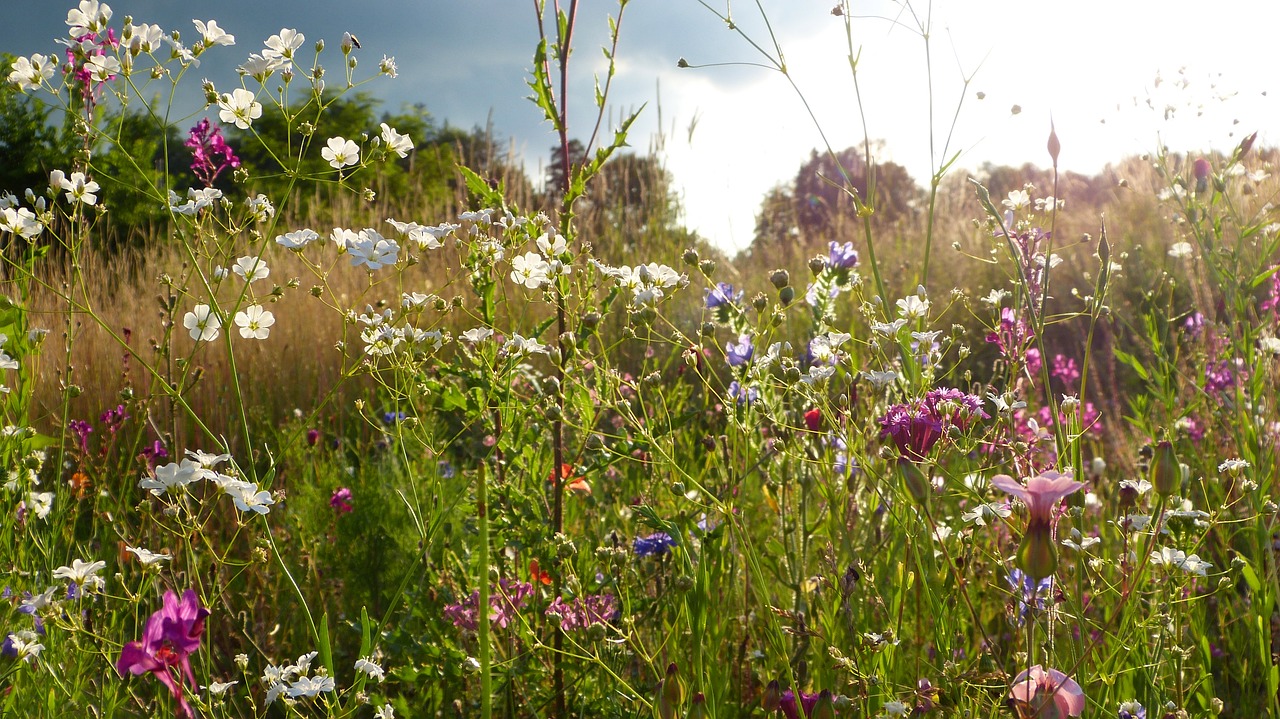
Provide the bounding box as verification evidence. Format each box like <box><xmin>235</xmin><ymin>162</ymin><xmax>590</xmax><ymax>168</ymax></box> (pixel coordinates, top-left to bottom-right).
<box><xmin>477</xmin><ymin>462</ymin><xmax>493</xmax><ymax>719</ymax></box>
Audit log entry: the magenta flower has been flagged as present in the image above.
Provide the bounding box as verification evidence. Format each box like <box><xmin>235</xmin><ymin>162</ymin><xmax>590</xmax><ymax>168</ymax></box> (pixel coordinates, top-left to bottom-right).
<box><xmin>116</xmin><ymin>589</ymin><xmax>210</xmax><ymax>718</ymax></box>
<box><xmin>778</xmin><ymin>689</ymin><xmax>820</xmax><ymax>718</ymax></box>
<box><xmin>1009</xmin><ymin>665</ymin><xmax>1085</xmax><ymax>718</ymax></box>
<box><xmin>330</xmin><ymin>487</ymin><xmax>354</xmax><ymax>513</ymax></box>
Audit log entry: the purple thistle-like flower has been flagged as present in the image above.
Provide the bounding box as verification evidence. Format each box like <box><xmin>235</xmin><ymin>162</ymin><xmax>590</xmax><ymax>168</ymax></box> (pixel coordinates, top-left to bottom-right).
<box><xmin>878</xmin><ymin>403</ymin><xmax>944</xmax><ymax>462</ymax></box>
<box><xmin>725</xmin><ymin>335</ymin><xmax>754</xmax><ymax>367</ymax></box>
<box><xmin>633</xmin><ymin>532</ymin><xmax>677</xmax><ymax>557</ymax></box>
<box><xmin>827</xmin><ymin>241</ymin><xmax>859</xmax><ymax>270</ymax></box>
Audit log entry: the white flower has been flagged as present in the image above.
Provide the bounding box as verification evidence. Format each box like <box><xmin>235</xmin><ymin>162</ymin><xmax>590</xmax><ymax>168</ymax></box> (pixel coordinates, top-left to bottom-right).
<box><xmin>264</xmin><ymin>28</ymin><xmax>304</xmax><ymax>61</ymax></box>
<box><xmin>536</xmin><ymin>232</ymin><xmax>569</xmax><ymax>258</ymax></box>
<box><xmin>184</xmin><ymin>304</ymin><xmax>221</xmax><ymax>341</ymax></box>
<box><xmin>1119</xmin><ymin>478</ymin><xmax>1152</xmax><ymax>496</ymax></box>
<box><xmin>379</xmin><ymin>55</ymin><xmax>398</xmax><ymax>78</ymax></box>
<box><xmin>27</xmin><ymin>491</ymin><xmax>54</xmax><ymax>520</ymax></box>
<box><xmin>126</xmin><ymin>546</ymin><xmax>171</xmax><ymax>565</ymax></box>
<box><xmin>1167</xmin><ymin>242</ymin><xmax>1193</xmax><ymax>258</ymax></box>
<box><xmin>217</xmin><ymin>88</ymin><xmax>262</xmax><ymax>130</ymax></box>
<box><xmin>1218</xmin><ymin>458</ymin><xmax>1250</xmax><ymax>475</ymax></box>
<box><xmin>504</xmin><ymin>334</ymin><xmax>547</xmax><ymax>356</ymax></box>
<box><xmin>0</xmin><ymin>207</ymin><xmax>42</xmax><ymax>240</ymax></box>
<box><xmin>981</xmin><ymin>288</ymin><xmax>1009</xmax><ymax>306</ymax></box>
<box><xmin>346</xmin><ymin>230</ymin><xmax>399</xmax><ymax>270</ymax></box>
<box><xmin>67</xmin><ymin>1</ymin><xmax>112</xmax><ymax>34</ymax></box>
<box><xmin>511</xmin><ymin>251</ymin><xmax>550</xmax><ymax>289</ymax></box>
<box><xmin>7</xmin><ymin>54</ymin><xmax>56</xmax><ymax>92</ymax></box>
<box><xmin>870</xmin><ymin>319</ymin><xmax>907</xmax><ymax>336</ymax></box>
<box><xmin>125</xmin><ymin>24</ymin><xmax>164</xmax><ymax>54</ymax></box>
<box><xmin>882</xmin><ymin>700</ymin><xmax>909</xmax><ymax>717</ymax></box>
<box><xmin>84</xmin><ymin>55</ymin><xmax>121</xmax><ymax>83</ymax></box>
<box><xmin>245</xmin><ymin>194</ymin><xmax>275</xmax><ymax>221</ymax></box>
<box><xmin>1002</xmin><ymin>189</ymin><xmax>1029</xmax><ymax>211</ymax></box>
<box><xmin>163</xmin><ymin>36</ymin><xmax>200</xmax><ymax>67</ymax></box>
<box><xmin>1060</xmin><ymin>529</ymin><xmax>1101</xmax><ymax>552</ymax></box>
<box><xmin>237</xmin><ymin>53</ymin><xmax>284</xmax><ymax>78</ymax></box>
<box><xmin>232</xmin><ymin>255</ymin><xmax>270</xmax><ymax>283</ymax></box>
<box><xmin>380</xmin><ymin>123</ymin><xmax>413</xmax><ymax>158</ymax></box>
<box><xmin>960</xmin><ymin>501</ymin><xmax>1011</xmax><ymax>526</ymax></box>
<box><xmin>402</xmin><ymin>292</ymin><xmax>429</xmax><ymax>309</ymax></box>
<box><xmin>53</xmin><ymin>558</ymin><xmax>107</xmax><ymax>591</ymax></box>
<box><xmin>193</xmin><ymin>19</ymin><xmax>235</xmax><ymax>48</ymax></box>
<box><xmin>355</xmin><ymin>657</ymin><xmax>386</xmax><ymax>682</ymax></box>
<box><xmin>234</xmin><ymin>305</ymin><xmax>275</xmax><ymax>339</ymax></box>
<box><xmin>225</xmin><ymin>480</ymin><xmax>274</xmax><ymax>514</ymax></box>
<box><xmin>895</xmin><ymin>295</ymin><xmax>930</xmax><ymax>320</ymax></box>
<box><xmin>863</xmin><ymin>370</ymin><xmax>898</xmax><ymax>388</ymax></box>
<box><xmin>140</xmin><ymin>459</ymin><xmax>202</xmax><ymax>496</ymax></box>
<box><xmin>322</xmin><ymin>136</ymin><xmax>360</xmax><ymax>169</ymax></box>
<box><xmin>461</xmin><ymin>327</ymin><xmax>494</xmax><ymax>344</ymax></box>
<box><xmin>286</xmin><ymin>675</ymin><xmax>335</xmax><ymax>698</ymax></box>
<box><xmin>206</xmin><ymin>680</ymin><xmax>239</xmax><ymax>696</ymax></box>
<box><xmin>375</xmin><ymin>705</ymin><xmax>395</xmax><ymax>719</ymax></box>
<box><xmin>800</xmin><ymin>365</ymin><xmax>836</xmax><ymax>384</ymax></box>
<box><xmin>5</xmin><ymin>630</ymin><xmax>43</xmax><ymax>663</ymax></box>
<box><xmin>59</xmin><ymin>172</ymin><xmax>100</xmax><ymax>206</ymax></box>
<box><xmin>276</xmin><ymin>228</ymin><xmax>319</xmax><ymax>250</ymax></box>
<box><xmin>1260</xmin><ymin>336</ymin><xmax>1280</xmax><ymax>355</ymax></box>
<box><xmin>1150</xmin><ymin>546</ymin><xmax>1212</xmax><ymax>576</ymax></box>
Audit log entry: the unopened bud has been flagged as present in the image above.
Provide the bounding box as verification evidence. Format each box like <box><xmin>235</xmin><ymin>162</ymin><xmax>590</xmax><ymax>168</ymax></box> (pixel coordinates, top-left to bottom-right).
<box><xmin>1150</xmin><ymin>440</ymin><xmax>1180</xmax><ymax>496</ymax></box>
<box><xmin>682</xmin><ymin>248</ymin><xmax>700</xmax><ymax>266</ymax></box>
<box><xmin>769</xmin><ymin>269</ymin><xmax>790</xmax><ymax>289</ymax></box>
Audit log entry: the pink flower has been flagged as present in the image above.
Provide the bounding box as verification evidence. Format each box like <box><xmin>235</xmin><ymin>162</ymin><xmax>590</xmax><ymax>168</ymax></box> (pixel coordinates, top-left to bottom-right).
<box><xmin>990</xmin><ymin>471</ymin><xmax>1084</xmax><ymax>527</ymax></box>
<box><xmin>116</xmin><ymin>589</ymin><xmax>210</xmax><ymax>718</ymax></box>
<box><xmin>1009</xmin><ymin>665</ymin><xmax>1085</xmax><ymax>718</ymax></box>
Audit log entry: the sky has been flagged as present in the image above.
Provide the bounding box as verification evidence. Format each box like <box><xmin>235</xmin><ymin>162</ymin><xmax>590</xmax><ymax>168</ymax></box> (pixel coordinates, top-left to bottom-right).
<box><xmin>4</xmin><ymin>1</ymin><xmax>1278</xmax><ymax>253</ymax></box>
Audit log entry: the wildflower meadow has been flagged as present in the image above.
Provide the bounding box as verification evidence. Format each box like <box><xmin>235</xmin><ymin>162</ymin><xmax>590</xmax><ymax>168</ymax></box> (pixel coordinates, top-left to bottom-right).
<box><xmin>2</xmin><ymin>1</ymin><xmax>1279</xmax><ymax>718</ymax></box>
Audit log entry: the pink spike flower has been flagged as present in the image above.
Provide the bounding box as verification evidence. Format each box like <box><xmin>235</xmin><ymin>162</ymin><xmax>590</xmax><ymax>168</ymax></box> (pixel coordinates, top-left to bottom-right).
<box><xmin>1009</xmin><ymin>665</ymin><xmax>1085</xmax><ymax>718</ymax></box>
<box><xmin>116</xmin><ymin>589</ymin><xmax>210</xmax><ymax>718</ymax></box>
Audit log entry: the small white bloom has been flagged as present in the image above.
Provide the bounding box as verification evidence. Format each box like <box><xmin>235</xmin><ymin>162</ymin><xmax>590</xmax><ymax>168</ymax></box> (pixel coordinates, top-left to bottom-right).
<box><xmin>896</xmin><ymin>295</ymin><xmax>930</xmax><ymax>320</ymax></box>
<box><xmin>193</xmin><ymin>19</ymin><xmax>235</xmax><ymax>47</ymax></box>
<box><xmin>276</xmin><ymin>228</ymin><xmax>319</xmax><ymax>250</ymax></box>
<box><xmin>1002</xmin><ymin>189</ymin><xmax>1030</xmax><ymax>211</ymax></box>
<box><xmin>225</xmin><ymin>479</ymin><xmax>274</xmax><ymax>515</ymax></box>
<box><xmin>5</xmin><ymin>630</ymin><xmax>43</xmax><ymax>663</ymax></box>
<box><xmin>1167</xmin><ymin>241</ymin><xmax>1193</xmax><ymax>259</ymax></box>
<box><xmin>27</xmin><ymin>491</ymin><xmax>54</xmax><ymax>520</ymax></box>
<box><xmin>206</xmin><ymin>680</ymin><xmax>239</xmax><ymax>696</ymax></box>
<box><xmin>217</xmin><ymin>88</ymin><xmax>262</xmax><ymax>130</ymax></box>
<box><xmin>53</xmin><ymin>558</ymin><xmax>107</xmax><ymax>591</ymax></box>
<box><xmin>7</xmin><ymin>54</ymin><xmax>56</xmax><ymax>92</ymax></box>
<box><xmin>140</xmin><ymin>459</ymin><xmax>202</xmax><ymax>496</ymax></box>
<box><xmin>60</xmin><ymin>172</ymin><xmax>100</xmax><ymax>206</ymax></box>
<box><xmin>263</xmin><ymin>28</ymin><xmax>304</xmax><ymax>61</ymax></box>
<box><xmin>461</xmin><ymin>327</ymin><xmax>494</xmax><ymax>344</ymax></box>
<box><xmin>286</xmin><ymin>675</ymin><xmax>335</xmax><ymax>698</ymax></box>
<box><xmin>322</xmin><ymin>136</ymin><xmax>360</xmax><ymax>170</ymax></box>
<box><xmin>379</xmin><ymin>55</ymin><xmax>398</xmax><ymax>78</ymax></box>
<box><xmin>355</xmin><ymin>657</ymin><xmax>386</xmax><ymax>682</ymax></box>
<box><xmin>232</xmin><ymin>255</ymin><xmax>270</xmax><ymax>283</ymax></box>
<box><xmin>379</xmin><ymin>123</ymin><xmax>413</xmax><ymax>158</ymax></box>
<box><xmin>126</xmin><ymin>546</ymin><xmax>171</xmax><ymax>566</ymax></box>
<box><xmin>375</xmin><ymin>705</ymin><xmax>395</xmax><ymax>719</ymax></box>
<box><xmin>234</xmin><ymin>305</ymin><xmax>275</xmax><ymax>340</ymax></box>
<box><xmin>1218</xmin><ymin>458</ymin><xmax>1250</xmax><ymax>475</ymax></box>
<box><xmin>184</xmin><ymin>304</ymin><xmax>222</xmax><ymax>341</ymax></box>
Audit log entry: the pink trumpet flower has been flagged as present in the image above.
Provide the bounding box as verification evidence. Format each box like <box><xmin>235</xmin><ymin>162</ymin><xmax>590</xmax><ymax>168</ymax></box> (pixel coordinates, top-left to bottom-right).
<box><xmin>991</xmin><ymin>470</ymin><xmax>1085</xmax><ymax>580</ymax></box>
<box><xmin>1009</xmin><ymin>665</ymin><xmax>1086</xmax><ymax>718</ymax></box>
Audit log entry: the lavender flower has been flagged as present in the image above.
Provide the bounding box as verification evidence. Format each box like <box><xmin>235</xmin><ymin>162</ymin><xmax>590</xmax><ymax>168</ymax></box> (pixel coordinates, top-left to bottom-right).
<box><xmin>827</xmin><ymin>241</ymin><xmax>859</xmax><ymax>270</ymax></box>
<box><xmin>728</xmin><ymin>380</ymin><xmax>758</xmax><ymax>405</ymax></box>
<box><xmin>705</xmin><ymin>282</ymin><xmax>742</xmax><ymax>309</ymax></box>
<box><xmin>725</xmin><ymin>335</ymin><xmax>754</xmax><ymax>367</ymax></box>
<box><xmin>545</xmin><ymin>593</ymin><xmax>618</xmax><ymax>631</ymax></box>
<box><xmin>1005</xmin><ymin>568</ymin><xmax>1053</xmax><ymax>625</ymax></box>
<box><xmin>443</xmin><ymin>580</ymin><xmax>535</xmax><ymax>631</ymax></box>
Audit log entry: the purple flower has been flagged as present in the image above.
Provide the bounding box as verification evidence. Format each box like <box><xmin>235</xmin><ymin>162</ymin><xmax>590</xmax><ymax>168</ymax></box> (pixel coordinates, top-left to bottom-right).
<box><xmin>68</xmin><ymin>419</ymin><xmax>93</xmax><ymax>454</ymax></box>
<box><xmin>827</xmin><ymin>241</ymin><xmax>859</xmax><ymax>270</ymax></box>
<box><xmin>1005</xmin><ymin>568</ymin><xmax>1053</xmax><ymax>625</ymax></box>
<box><xmin>725</xmin><ymin>335</ymin><xmax>754</xmax><ymax>367</ymax></box>
<box><xmin>438</xmin><ymin>460</ymin><xmax>456</xmax><ymax>479</ymax></box>
<box><xmin>1051</xmin><ymin>354</ymin><xmax>1080</xmax><ymax>385</ymax></box>
<box><xmin>1118</xmin><ymin>701</ymin><xmax>1147</xmax><ymax>719</ymax></box>
<box><xmin>778</xmin><ymin>689</ymin><xmax>822</xmax><ymax>718</ymax></box>
<box><xmin>1205</xmin><ymin>359</ymin><xmax>1239</xmax><ymax>393</ymax></box>
<box><xmin>1183</xmin><ymin>311</ymin><xmax>1206</xmax><ymax>336</ymax></box>
<box><xmin>185</xmin><ymin>118</ymin><xmax>241</xmax><ymax>187</ymax></box>
<box><xmin>99</xmin><ymin>404</ymin><xmax>129</xmax><ymax>433</ymax></box>
<box><xmin>443</xmin><ymin>580</ymin><xmax>535</xmax><ymax>631</ymax></box>
<box><xmin>633</xmin><ymin>532</ymin><xmax>677</xmax><ymax>557</ymax></box>
<box><xmin>728</xmin><ymin>380</ymin><xmax>758</xmax><ymax>405</ymax></box>
<box><xmin>116</xmin><ymin>589</ymin><xmax>210</xmax><ymax>719</ymax></box>
<box><xmin>330</xmin><ymin>487</ymin><xmax>354</xmax><ymax>513</ymax></box>
<box><xmin>878</xmin><ymin>402</ymin><xmax>944</xmax><ymax>461</ymax></box>
<box><xmin>545</xmin><ymin>593</ymin><xmax>618</xmax><ymax>631</ymax></box>
<box><xmin>705</xmin><ymin>282</ymin><xmax>742</xmax><ymax>309</ymax></box>
<box><xmin>306</xmin><ymin>428</ymin><xmax>321</xmax><ymax>446</ymax></box>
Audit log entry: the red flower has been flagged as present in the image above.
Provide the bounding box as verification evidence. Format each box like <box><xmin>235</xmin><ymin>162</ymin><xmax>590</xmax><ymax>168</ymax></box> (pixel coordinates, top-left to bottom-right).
<box><xmin>804</xmin><ymin>408</ymin><xmax>821</xmax><ymax>432</ymax></box>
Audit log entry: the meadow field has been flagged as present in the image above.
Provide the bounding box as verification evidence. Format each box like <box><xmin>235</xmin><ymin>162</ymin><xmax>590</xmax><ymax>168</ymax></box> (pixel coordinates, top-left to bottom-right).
<box><xmin>1</xmin><ymin>2</ymin><xmax>1278</xmax><ymax>718</ymax></box>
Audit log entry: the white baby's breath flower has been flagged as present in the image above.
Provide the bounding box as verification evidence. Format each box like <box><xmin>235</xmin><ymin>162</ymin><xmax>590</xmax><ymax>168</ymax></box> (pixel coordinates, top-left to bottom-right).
<box><xmin>126</xmin><ymin>546</ymin><xmax>171</xmax><ymax>566</ymax></box>
<box><xmin>193</xmin><ymin>19</ymin><xmax>235</xmax><ymax>48</ymax></box>
<box><xmin>379</xmin><ymin>55</ymin><xmax>398</xmax><ymax>78</ymax></box>
<box><xmin>7</xmin><ymin>54</ymin><xmax>56</xmax><ymax>92</ymax></box>
<box><xmin>355</xmin><ymin>657</ymin><xmax>386</xmax><ymax>682</ymax></box>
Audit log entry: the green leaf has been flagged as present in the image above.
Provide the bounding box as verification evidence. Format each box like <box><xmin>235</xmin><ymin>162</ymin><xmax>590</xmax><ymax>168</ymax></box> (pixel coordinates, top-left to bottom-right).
<box><xmin>1241</xmin><ymin>556</ymin><xmax>1262</xmax><ymax>593</ymax></box>
<box><xmin>1113</xmin><ymin>348</ymin><xmax>1150</xmax><ymax>382</ymax></box>
<box><xmin>1251</xmin><ymin>263</ymin><xmax>1280</xmax><ymax>289</ymax></box>
<box><xmin>359</xmin><ymin>606</ymin><xmax>372</xmax><ymax>658</ymax></box>
<box><xmin>318</xmin><ymin>611</ymin><xmax>334</xmax><ymax>679</ymax></box>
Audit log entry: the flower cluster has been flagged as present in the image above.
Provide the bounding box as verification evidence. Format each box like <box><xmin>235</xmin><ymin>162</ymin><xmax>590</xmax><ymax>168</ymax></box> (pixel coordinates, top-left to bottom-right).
<box><xmin>545</xmin><ymin>593</ymin><xmax>618</xmax><ymax>631</ymax></box>
<box><xmin>185</xmin><ymin>118</ymin><xmax>240</xmax><ymax>186</ymax></box>
<box><xmin>443</xmin><ymin>580</ymin><xmax>536</xmax><ymax>631</ymax></box>
<box><xmin>633</xmin><ymin>532</ymin><xmax>677</xmax><ymax>557</ymax></box>
<box><xmin>878</xmin><ymin>387</ymin><xmax>987</xmax><ymax>461</ymax></box>
<box><xmin>261</xmin><ymin>651</ymin><xmax>336</xmax><ymax>704</ymax></box>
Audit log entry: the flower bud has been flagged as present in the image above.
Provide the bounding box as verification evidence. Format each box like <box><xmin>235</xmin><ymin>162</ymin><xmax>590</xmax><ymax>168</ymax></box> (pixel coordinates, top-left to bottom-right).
<box><xmin>1016</xmin><ymin>521</ymin><xmax>1058</xmax><ymax>581</ymax></box>
<box><xmin>658</xmin><ymin>663</ymin><xmax>682</xmax><ymax>719</ymax></box>
<box><xmin>752</xmin><ymin>293</ymin><xmax>768</xmax><ymax>312</ymax></box>
<box><xmin>682</xmin><ymin>248</ymin><xmax>700</xmax><ymax>266</ymax></box>
<box><xmin>812</xmin><ymin>690</ymin><xmax>836</xmax><ymax>719</ymax></box>
<box><xmin>1150</xmin><ymin>440</ymin><xmax>1180</xmax><ymax>496</ymax></box>
<box><xmin>770</xmin><ymin>268</ymin><xmax>790</xmax><ymax>289</ymax></box>
<box><xmin>698</xmin><ymin>259</ymin><xmax>716</xmax><ymax>277</ymax></box>
<box><xmin>762</xmin><ymin>680</ymin><xmax>782</xmax><ymax>712</ymax></box>
<box><xmin>779</xmin><ymin>286</ymin><xmax>795</xmax><ymax>305</ymax></box>
<box><xmin>897</xmin><ymin>458</ymin><xmax>930</xmax><ymax>505</ymax></box>
<box><xmin>809</xmin><ymin>256</ymin><xmax>827</xmax><ymax>276</ymax></box>
<box><xmin>1193</xmin><ymin>158</ymin><xmax>1212</xmax><ymax>194</ymax></box>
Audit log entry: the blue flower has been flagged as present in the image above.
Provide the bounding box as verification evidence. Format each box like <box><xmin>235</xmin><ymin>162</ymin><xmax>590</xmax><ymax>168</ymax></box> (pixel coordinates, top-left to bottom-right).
<box><xmin>382</xmin><ymin>411</ymin><xmax>406</xmax><ymax>424</ymax></box>
<box><xmin>437</xmin><ymin>460</ymin><xmax>455</xmax><ymax>479</ymax></box>
<box><xmin>633</xmin><ymin>532</ymin><xmax>677</xmax><ymax>557</ymax></box>
<box><xmin>727</xmin><ymin>381</ymin><xmax>758</xmax><ymax>405</ymax></box>
<box><xmin>725</xmin><ymin>334</ymin><xmax>754</xmax><ymax>367</ymax></box>
<box><xmin>827</xmin><ymin>241</ymin><xmax>859</xmax><ymax>270</ymax></box>
<box><xmin>704</xmin><ymin>282</ymin><xmax>742</xmax><ymax>309</ymax></box>
<box><xmin>1005</xmin><ymin>568</ymin><xmax>1052</xmax><ymax>625</ymax></box>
